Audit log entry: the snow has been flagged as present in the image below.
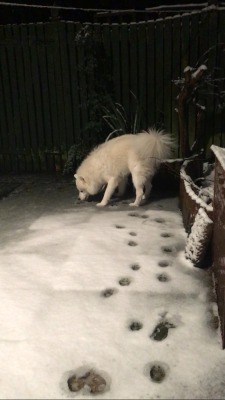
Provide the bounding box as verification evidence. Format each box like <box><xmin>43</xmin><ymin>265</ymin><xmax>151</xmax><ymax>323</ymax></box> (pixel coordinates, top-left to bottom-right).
<box><xmin>0</xmin><ymin>175</ymin><xmax>225</xmax><ymax>399</ymax></box>
<box><xmin>197</xmin><ymin>163</ymin><xmax>215</xmax><ymax>205</ymax></box>
<box><xmin>180</xmin><ymin>161</ymin><xmax>213</xmax><ymax>212</ymax></box>
<box><xmin>195</xmin><ymin>102</ymin><xmax>206</xmax><ymax>110</ymax></box>
<box><xmin>183</xmin><ymin>66</ymin><xmax>193</xmax><ymax>73</ymax></box>
<box><xmin>211</xmin><ymin>144</ymin><xmax>225</xmax><ymax>171</ymax></box>
<box><xmin>185</xmin><ymin>207</ymin><xmax>213</xmax><ymax>263</ymax></box>
<box><xmin>191</xmin><ymin>64</ymin><xmax>207</xmax><ymax>79</ymax></box>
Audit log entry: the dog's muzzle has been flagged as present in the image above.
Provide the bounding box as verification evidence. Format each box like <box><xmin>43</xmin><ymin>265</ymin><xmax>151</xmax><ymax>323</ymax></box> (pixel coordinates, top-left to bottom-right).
<box><xmin>78</xmin><ymin>192</ymin><xmax>89</xmax><ymax>201</ymax></box>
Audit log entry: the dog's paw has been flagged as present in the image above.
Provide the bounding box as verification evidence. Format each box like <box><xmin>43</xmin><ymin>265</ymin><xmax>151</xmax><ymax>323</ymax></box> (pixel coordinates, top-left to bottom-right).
<box><xmin>129</xmin><ymin>202</ymin><xmax>139</xmax><ymax>207</ymax></box>
<box><xmin>96</xmin><ymin>202</ymin><xmax>107</xmax><ymax>207</ymax></box>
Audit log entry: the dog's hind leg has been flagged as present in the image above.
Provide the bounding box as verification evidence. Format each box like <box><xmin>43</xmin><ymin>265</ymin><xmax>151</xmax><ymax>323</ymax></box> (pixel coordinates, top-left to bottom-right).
<box><xmin>142</xmin><ymin>178</ymin><xmax>152</xmax><ymax>200</ymax></box>
<box><xmin>117</xmin><ymin>176</ymin><xmax>128</xmax><ymax>197</ymax></box>
<box><xmin>130</xmin><ymin>171</ymin><xmax>146</xmax><ymax>207</ymax></box>
<box><xmin>96</xmin><ymin>177</ymin><xmax>119</xmax><ymax>207</ymax></box>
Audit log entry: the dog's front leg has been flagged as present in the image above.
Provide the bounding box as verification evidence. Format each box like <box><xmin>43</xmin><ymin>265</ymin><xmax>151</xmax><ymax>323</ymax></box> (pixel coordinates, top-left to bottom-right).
<box><xmin>96</xmin><ymin>177</ymin><xmax>118</xmax><ymax>207</ymax></box>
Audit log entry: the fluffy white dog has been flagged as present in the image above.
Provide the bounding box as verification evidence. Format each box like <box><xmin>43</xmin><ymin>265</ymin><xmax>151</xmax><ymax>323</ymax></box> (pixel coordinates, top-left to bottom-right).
<box><xmin>74</xmin><ymin>129</ymin><xmax>174</xmax><ymax>207</ymax></box>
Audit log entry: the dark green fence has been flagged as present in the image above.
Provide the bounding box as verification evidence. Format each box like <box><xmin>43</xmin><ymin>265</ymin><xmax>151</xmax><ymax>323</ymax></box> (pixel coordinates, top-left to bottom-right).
<box><xmin>0</xmin><ymin>7</ymin><xmax>225</xmax><ymax>173</ymax></box>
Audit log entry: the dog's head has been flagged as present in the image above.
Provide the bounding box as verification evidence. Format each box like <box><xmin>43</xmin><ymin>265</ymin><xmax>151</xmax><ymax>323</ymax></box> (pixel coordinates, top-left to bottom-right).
<box><xmin>74</xmin><ymin>174</ymin><xmax>90</xmax><ymax>201</ymax></box>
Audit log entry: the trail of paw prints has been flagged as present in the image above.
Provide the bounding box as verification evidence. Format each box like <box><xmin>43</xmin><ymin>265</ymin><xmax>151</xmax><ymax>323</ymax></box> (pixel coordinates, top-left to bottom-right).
<box><xmin>157</xmin><ymin>241</ymin><xmax>175</xmax><ymax>283</ymax></box>
<box><xmin>114</xmin><ymin>223</ymin><xmax>139</xmax><ymax>245</ymax></box>
<box><xmin>127</xmin><ymin>313</ymin><xmax>175</xmax><ymax>385</ymax></box>
<box><xmin>113</xmin><ymin>221</ymin><xmax>141</xmax><ymax>294</ymax></box>
<box><xmin>114</xmin><ymin>213</ymin><xmax>141</xmax><ymax>245</ymax></box>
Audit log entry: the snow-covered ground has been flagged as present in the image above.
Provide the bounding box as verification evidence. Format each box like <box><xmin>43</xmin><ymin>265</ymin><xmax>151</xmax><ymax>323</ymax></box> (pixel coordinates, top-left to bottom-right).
<box><xmin>0</xmin><ymin>175</ymin><xmax>224</xmax><ymax>400</ymax></box>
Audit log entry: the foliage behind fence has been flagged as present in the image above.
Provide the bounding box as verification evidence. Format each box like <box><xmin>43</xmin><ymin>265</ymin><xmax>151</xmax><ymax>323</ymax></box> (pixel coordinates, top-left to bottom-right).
<box><xmin>0</xmin><ymin>7</ymin><xmax>225</xmax><ymax>173</ymax></box>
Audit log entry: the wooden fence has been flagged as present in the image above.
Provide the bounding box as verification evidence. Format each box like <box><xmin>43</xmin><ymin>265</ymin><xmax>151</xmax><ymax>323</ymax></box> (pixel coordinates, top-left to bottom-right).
<box><xmin>0</xmin><ymin>7</ymin><xmax>225</xmax><ymax>173</ymax></box>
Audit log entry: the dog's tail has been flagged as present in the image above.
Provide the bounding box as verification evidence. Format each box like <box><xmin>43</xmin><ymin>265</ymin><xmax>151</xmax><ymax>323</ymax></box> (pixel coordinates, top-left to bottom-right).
<box><xmin>138</xmin><ymin>128</ymin><xmax>175</xmax><ymax>165</ymax></box>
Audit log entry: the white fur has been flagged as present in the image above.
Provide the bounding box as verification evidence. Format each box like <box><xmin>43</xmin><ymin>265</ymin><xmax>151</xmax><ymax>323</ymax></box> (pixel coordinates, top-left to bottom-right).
<box><xmin>74</xmin><ymin>129</ymin><xmax>174</xmax><ymax>207</ymax></box>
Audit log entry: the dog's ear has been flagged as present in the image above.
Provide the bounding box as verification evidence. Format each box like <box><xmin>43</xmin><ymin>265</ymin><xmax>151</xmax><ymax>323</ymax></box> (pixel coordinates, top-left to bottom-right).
<box><xmin>74</xmin><ymin>174</ymin><xmax>86</xmax><ymax>183</ymax></box>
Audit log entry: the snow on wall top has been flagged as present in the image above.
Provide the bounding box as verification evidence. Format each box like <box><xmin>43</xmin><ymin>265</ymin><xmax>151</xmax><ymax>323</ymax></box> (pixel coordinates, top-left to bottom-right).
<box><xmin>211</xmin><ymin>145</ymin><xmax>225</xmax><ymax>171</ymax></box>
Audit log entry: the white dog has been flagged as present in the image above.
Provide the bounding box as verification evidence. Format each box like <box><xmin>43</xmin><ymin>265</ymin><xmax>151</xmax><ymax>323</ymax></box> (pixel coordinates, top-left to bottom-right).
<box><xmin>74</xmin><ymin>129</ymin><xmax>174</xmax><ymax>207</ymax></box>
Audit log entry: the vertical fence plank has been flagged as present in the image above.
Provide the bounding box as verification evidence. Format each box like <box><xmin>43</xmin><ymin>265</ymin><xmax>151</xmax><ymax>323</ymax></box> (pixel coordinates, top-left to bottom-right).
<box><xmin>198</xmin><ymin>11</ymin><xmax>209</xmax><ymax>154</ymax></box>
<box><xmin>101</xmin><ymin>22</ymin><xmax>111</xmax><ymax>64</ymax></box>
<box><xmin>111</xmin><ymin>23</ymin><xmax>121</xmax><ymax>104</ymax></box>
<box><xmin>0</xmin><ymin>59</ymin><xmax>8</xmax><ymax>172</ymax></box>
<box><xmin>91</xmin><ymin>22</ymin><xmax>104</xmax><ymax>142</ymax></box>
<box><xmin>171</xmin><ymin>16</ymin><xmax>181</xmax><ymax>154</ymax></box>
<box><xmin>36</xmin><ymin>22</ymin><xmax>52</xmax><ymax>171</ymax></box>
<box><xmin>181</xmin><ymin>14</ymin><xmax>194</xmax><ymax>152</ymax></box>
<box><xmin>4</xmin><ymin>24</ymin><xmax>21</xmax><ymax>172</ymax></box>
<box><xmin>155</xmin><ymin>19</ymin><xmax>164</xmax><ymax>129</ymax></box>
<box><xmin>29</xmin><ymin>23</ymin><xmax>44</xmax><ymax>172</ymax></box>
<box><xmin>163</xmin><ymin>17</ymin><xmax>172</xmax><ymax>135</ymax></box>
<box><xmin>75</xmin><ymin>22</ymin><xmax>89</xmax><ymax>139</ymax></box>
<box><xmin>129</xmin><ymin>22</ymin><xmax>138</xmax><ymax>124</ymax></box>
<box><xmin>67</xmin><ymin>22</ymin><xmax>81</xmax><ymax>144</ymax></box>
<box><xmin>11</xmin><ymin>24</ymin><xmax>28</xmax><ymax>172</ymax></box>
<box><xmin>21</xmin><ymin>23</ymin><xmax>39</xmax><ymax>172</ymax></box>
<box><xmin>146</xmin><ymin>20</ymin><xmax>155</xmax><ymax>127</ymax></box>
<box><xmin>0</xmin><ymin>25</ymin><xmax>15</xmax><ymax>172</ymax></box>
<box><xmin>58</xmin><ymin>21</ymin><xmax>74</xmax><ymax>167</ymax></box>
<box><xmin>181</xmin><ymin>14</ymin><xmax>190</xmax><ymax>71</ymax></box>
<box><xmin>189</xmin><ymin>13</ymin><xmax>199</xmax><ymax>68</ymax></box>
<box><xmin>0</xmin><ymin>26</ymin><xmax>11</xmax><ymax>172</ymax></box>
<box><xmin>129</xmin><ymin>23</ymin><xmax>137</xmax><ymax>99</ymax></box>
<box><xmin>137</xmin><ymin>22</ymin><xmax>147</xmax><ymax>129</ymax></box>
<box><xmin>207</xmin><ymin>9</ymin><xmax>219</xmax><ymax>149</ymax></box>
<box><xmin>50</xmin><ymin>21</ymin><xmax>67</xmax><ymax>172</ymax></box>
<box><xmin>188</xmin><ymin>13</ymin><xmax>200</xmax><ymax>151</ymax></box>
<box><xmin>120</xmin><ymin>23</ymin><xmax>130</xmax><ymax>122</ymax></box>
<box><xmin>43</xmin><ymin>22</ymin><xmax>59</xmax><ymax>172</ymax></box>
